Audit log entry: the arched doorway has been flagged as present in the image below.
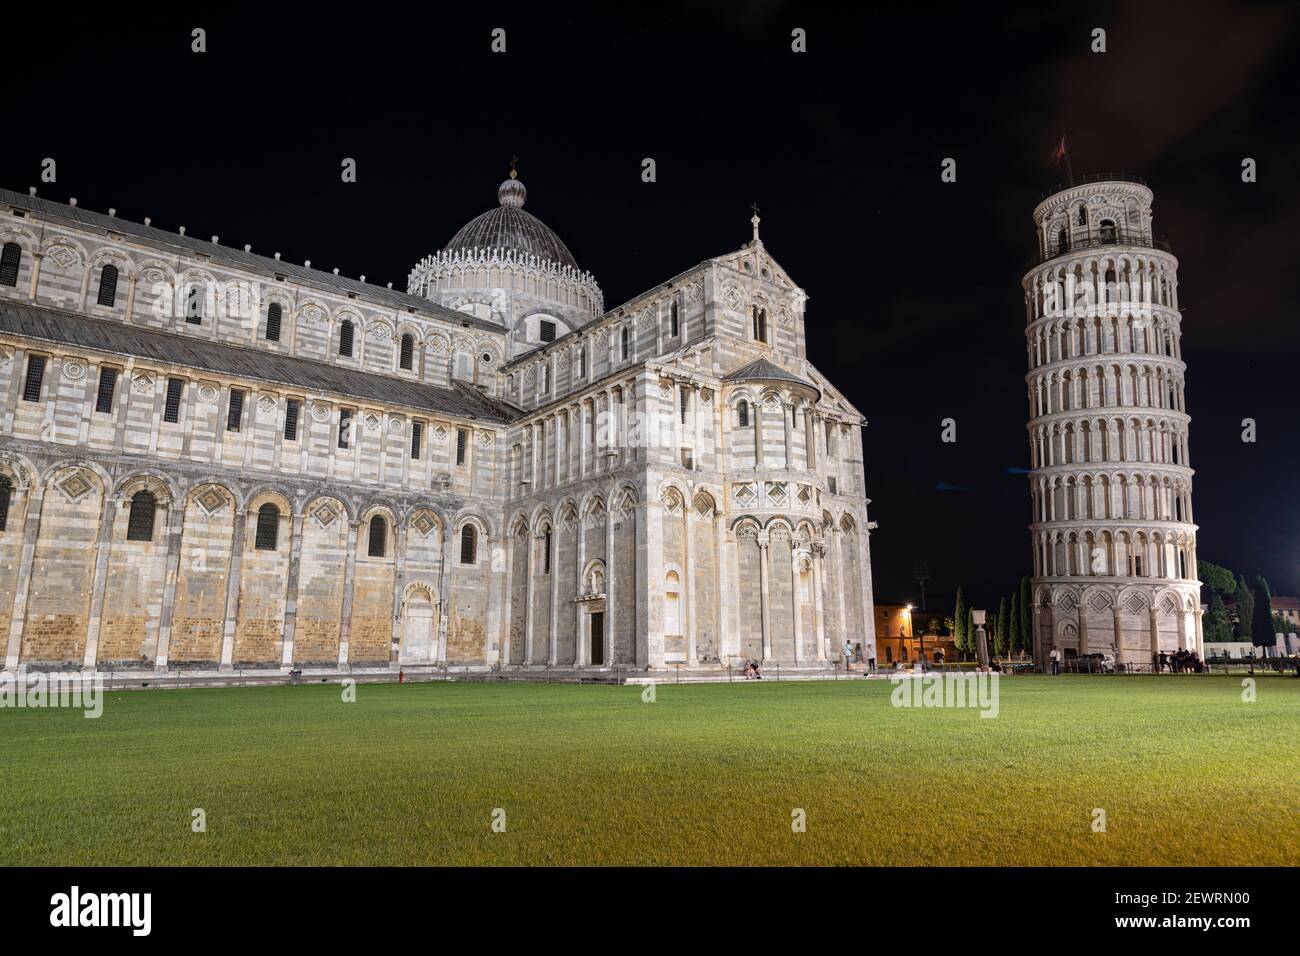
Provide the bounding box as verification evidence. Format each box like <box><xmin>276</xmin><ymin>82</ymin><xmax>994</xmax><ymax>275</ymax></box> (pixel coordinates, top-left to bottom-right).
<box><xmin>401</xmin><ymin>586</ymin><xmax>438</xmax><ymax>662</ymax></box>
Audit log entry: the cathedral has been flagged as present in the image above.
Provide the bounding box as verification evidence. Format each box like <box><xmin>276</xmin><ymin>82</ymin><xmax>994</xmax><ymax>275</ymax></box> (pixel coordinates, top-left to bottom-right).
<box><xmin>0</xmin><ymin>170</ymin><xmax>877</xmax><ymax>675</ymax></box>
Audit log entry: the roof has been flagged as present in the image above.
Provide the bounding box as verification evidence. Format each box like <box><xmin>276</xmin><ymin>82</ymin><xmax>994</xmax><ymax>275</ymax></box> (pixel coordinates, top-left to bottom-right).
<box><xmin>442</xmin><ymin>176</ymin><xmax>580</xmax><ymax>270</ymax></box>
<box><xmin>0</xmin><ymin>186</ymin><xmax>500</xmax><ymax>334</ymax></box>
<box><xmin>0</xmin><ymin>303</ymin><xmax>517</xmax><ymax>424</ymax></box>
<box><xmin>722</xmin><ymin>356</ymin><xmax>816</xmax><ymax>389</ymax></box>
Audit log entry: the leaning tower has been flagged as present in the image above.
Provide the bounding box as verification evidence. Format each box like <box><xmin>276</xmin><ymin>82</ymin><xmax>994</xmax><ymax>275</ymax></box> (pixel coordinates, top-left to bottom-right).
<box><xmin>1023</xmin><ymin>177</ymin><xmax>1202</xmax><ymax>669</ymax></box>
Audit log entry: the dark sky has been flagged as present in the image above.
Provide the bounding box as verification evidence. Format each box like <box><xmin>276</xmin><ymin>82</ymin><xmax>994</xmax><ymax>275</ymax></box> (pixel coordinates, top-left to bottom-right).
<box><xmin>5</xmin><ymin>1</ymin><xmax>1298</xmax><ymax>612</ymax></box>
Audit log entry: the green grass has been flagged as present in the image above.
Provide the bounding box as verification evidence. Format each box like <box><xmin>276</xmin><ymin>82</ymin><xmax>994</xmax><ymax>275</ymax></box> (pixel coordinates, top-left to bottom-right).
<box><xmin>1</xmin><ymin>675</ymin><xmax>1297</xmax><ymax>866</ymax></box>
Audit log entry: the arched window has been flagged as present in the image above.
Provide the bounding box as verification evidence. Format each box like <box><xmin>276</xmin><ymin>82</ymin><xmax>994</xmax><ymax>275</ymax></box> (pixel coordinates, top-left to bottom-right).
<box><xmin>255</xmin><ymin>503</ymin><xmax>280</xmax><ymax>551</ymax></box>
<box><xmin>620</xmin><ymin>326</ymin><xmax>630</xmax><ymax>360</ymax></box>
<box><xmin>265</xmin><ymin>302</ymin><xmax>282</xmax><ymax>341</ymax></box>
<box><xmin>459</xmin><ymin>524</ymin><xmax>478</xmax><ymax>565</ymax></box>
<box><xmin>1056</xmin><ymin>227</ymin><xmax>1069</xmax><ymax>255</ymax></box>
<box><xmin>184</xmin><ymin>284</ymin><xmax>203</xmax><ymax>324</ymax></box>
<box><xmin>540</xmin><ymin>363</ymin><xmax>549</xmax><ymax>393</ymax></box>
<box><xmin>97</xmin><ymin>264</ymin><xmax>119</xmax><ymax>306</ymax></box>
<box><xmin>577</xmin><ymin>346</ymin><xmax>586</xmax><ymax>378</ymax></box>
<box><xmin>0</xmin><ymin>242</ymin><xmax>21</xmax><ymax>287</ymax></box>
<box><xmin>737</xmin><ymin>400</ymin><xmax>749</xmax><ymax>427</ymax></box>
<box><xmin>543</xmin><ymin>527</ymin><xmax>553</xmax><ymax>574</ymax></box>
<box><xmin>0</xmin><ymin>475</ymin><xmax>12</xmax><ymax>531</ymax></box>
<box><xmin>338</xmin><ymin>319</ymin><xmax>354</xmax><ymax>357</ymax></box>
<box><xmin>670</xmin><ymin>300</ymin><xmax>679</xmax><ymax>337</ymax></box>
<box><xmin>1076</xmin><ymin>204</ymin><xmax>1087</xmax><ymax>227</ymax></box>
<box><xmin>399</xmin><ymin>334</ymin><xmax>414</xmax><ymax>370</ymax></box>
<box><xmin>752</xmin><ymin>306</ymin><xmax>768</xmax><ymax>343</ymax></box>
<box><xmin>126</xmin><ymin>490</ymin><xmax>157</xmax><ymax>542</ymax></box>
<box><xmin>1099</xmin><ymin>219</ymin><xmax>1118</xmax><ymax>243</ymax></box>
<box><xmin>368</xmin><ymin>515</ymin><xmax>387</xmax><ymax>557</ymax></box>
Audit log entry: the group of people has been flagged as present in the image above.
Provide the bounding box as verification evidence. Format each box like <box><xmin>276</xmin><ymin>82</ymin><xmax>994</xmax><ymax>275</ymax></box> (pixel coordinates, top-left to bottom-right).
<box><xmin>841</xmin><ymin>640</ymin><xmax>877</xmax><ymax>674</ymax></box>
<box><xmin>1158</xmin><ymin>649</ymin><xmax>1204</xmax><ymax>673</ymax></box>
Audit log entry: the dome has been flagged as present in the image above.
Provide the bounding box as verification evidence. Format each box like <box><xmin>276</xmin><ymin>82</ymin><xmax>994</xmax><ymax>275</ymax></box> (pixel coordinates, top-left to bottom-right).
<box><xmin>442</xmin><ymin>172</ymin><xmax>580</xmax><ymax>270</ymax></box>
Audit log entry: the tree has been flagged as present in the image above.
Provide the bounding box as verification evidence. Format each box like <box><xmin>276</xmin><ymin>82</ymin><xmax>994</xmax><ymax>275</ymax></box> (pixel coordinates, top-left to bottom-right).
<box><xmin>1008</xmin><ymin>587</ymin><xmax>1022</xmax><ymax>658</ymax></box>
<box><xmin>1252</xmin><ymin>577</ymin><xmax>1275</xmax><ymax>657</ymax></box>
<box><xmin>1019</xmin><ymin>576</ymin><xmax>1032</xmax><ymax>658</ymax></box>
<box><xmin>1206</xmin><ymin>592</ymin><xmax>1232</xmax><ymax>643</ymax></box>
<box><xmin>943</xmin><ymin>616</ymin><xmax>955</xmax><ymax>639</ymax></box>
<box><xmin>953</xmin><ymin>588</ymin><xmax>969</xmax><ymax>658</ymax></box>
<box><xmin>1196</xmin><ymin>559</ymin><xmax>1237</xmax><ymax>596</ymax></box>
<box><xmin>995</xmin><ymin>596</ymin><xmax>1010</xmax><ymax>657</ymax></box>
<box><xmin>1234</xmin><ymin>575</ymin><xmax>1255</xmax><ymax>641</ymax></box>
<box><xmin>964</xmin><ymin>605</ymin><xmax>975</xmax><ymax>660</ymax></box>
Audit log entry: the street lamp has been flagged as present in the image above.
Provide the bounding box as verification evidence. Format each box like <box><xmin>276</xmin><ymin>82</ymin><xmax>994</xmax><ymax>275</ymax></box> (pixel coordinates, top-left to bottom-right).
<box><xmin>908</xmin><ymin>604</ymin><xmax>924</xmax><ymax>671</ymax></box>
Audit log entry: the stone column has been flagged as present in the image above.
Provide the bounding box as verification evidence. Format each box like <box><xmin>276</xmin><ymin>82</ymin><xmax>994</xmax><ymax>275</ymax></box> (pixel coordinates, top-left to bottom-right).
<box><xmin>389</xmin><ymin>520</ymin><xmax>408</xmax><ymax>665</ymax></box>
<box><xmin>790</xmin><ymin>550</ymin><xmax>803</xmax><ymax>663</ymax></box>
<box><xmin>714</xmin><ymin>512</ymin><xmax>730</xmax><ymax>664</ymax></box>
<box><xmin>857</xmin><ymin>517</ymin><xmax>877</xmax><ymax>655</ymax></box>
<box><xmin>757</xmin><ymin>531</ymin><xmax>772</xmax><ymax>661</ymax></box>
<box><xmin>1111</xmin><ymin>603</ymin><xmax>1124</xmax><ymax>666</ymax></box>
<box><xmin>280</xmin><ymin>510</ymin><xmax>306</xmax><ymax>669</ymax></box>
<box><xmin>548</xmin><ymin>526</ymin><xmax>560</xmax><ymax>666</ymax></box>
<box><xmin>4</xmin><ymin>482</ymin><xmax>44</xmax><ymax>671</ymax></box>
<box><xmin>832</xmin><ymin>528</ymin><xmax>848</xmax><ymax>649</ymax></box>
<box><xmin>523</xmin><ymin>530</ymin><xmax>536</xmax><ymax>664</ymax></box>
<box><xmin>436</xmin><ymin>524</ymin><xmax>451</xmax><ymax>663</ymax></box>
<box><xmin>1148</xmin><ymin>603</ymin><xmax>1160</xmax><ymax>668</ymax></box>
<box><xmin>605</xmin><ymin>499</ymin><xmax>617</xmax><ymax>665</ymax></box>
<box><xmin>218</xmin><ymin>509</ymin><xmax>248</xmax><ymax>671</ymax></box>
<box><xmin>124</xmin><ymin>273</ymin><xmax>138</xmax><ymax>320</ymax></box>
<box><xmin>82</xmin><ymin>493</ymin><xmax>119</xmax><ymax>670</ymax></box>
<box><xmin>152</xmin><ymin>499</ymin><xmax>187</xmax><ymax>670</ymax></box>
<box><xmin>684</xmin><ymin>500</ymin><xmax>697</xmax><ymax>665</ymax></box>
<box><xmin>574</xmin><ymin>516</ymin><xmax>587</xmax><ymax>666</ymax></box>
<box><xmin>1078</xmin><ymin>601</ymin><xmax>1089</xmax><ymax>658</ymax></box>
<box><xmin>500</xmin><ymin>525</ymin><xmax>516</xmax><ymax>667</ymax></box>
<box><xmin>692</xmin><ymin>384</ymin><xmax>703</xmax><ymax>470</ymax></box>
<box><xmin>77</xmin><ymin>262</ymin><xmax>92</xmax><ymax>312</ymax></box>
<box><xmin>783</xmin><ymin>402</ymin><xmax>794</xmax><ymax>468</ymax></box>
<box><xmin>27</xmin><ymin>251</ymin><xmax>43</xmax><ymax>301</ymax></box>
<box><xmin>337</xmin><ymin>520</ymin><xmax>360</xmax><ymax>667</ymax></box>
<box><xmin>811</xmin><ymin>543</ymin><xmax>827</xmax><ymax>659</ymax></box>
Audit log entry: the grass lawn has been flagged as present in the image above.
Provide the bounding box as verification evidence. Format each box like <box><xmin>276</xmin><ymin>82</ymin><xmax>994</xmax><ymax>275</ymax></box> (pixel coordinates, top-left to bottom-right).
<box><xmin>1</xmin><ymin>674</ymin><xmax>1296</xmax><ymax>866</ymax></box>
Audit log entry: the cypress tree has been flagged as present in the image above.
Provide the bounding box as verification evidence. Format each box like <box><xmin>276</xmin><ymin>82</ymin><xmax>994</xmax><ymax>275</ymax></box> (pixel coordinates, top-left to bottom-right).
<box><xmin>995</xmin><ymin>596</ymin><xmax>1010</xmax><ymax>657</ymax></box>
<box><xmin>1019</xmin><ymin>576</ymin><xmax>1032</xmax><ymax>658</ymax></box>
<box><xmin>1009</xmin><ymin>587</ymin><xmax>1022</xmax><ymax>657</ymax></box>
<box><xmin>954</xmin><ymin>587</ymin><xmax>969</xmax><ymax>658</ymax></box>
<box><xmin>1252</xmin><ymin>577</ymin><xmax>1275</xmax><ymax>657</ymax></box>
<box><xmin>1234</xmin><ymin>575</ymin><xmax>1254</xmax><ymax>640</ymax></box>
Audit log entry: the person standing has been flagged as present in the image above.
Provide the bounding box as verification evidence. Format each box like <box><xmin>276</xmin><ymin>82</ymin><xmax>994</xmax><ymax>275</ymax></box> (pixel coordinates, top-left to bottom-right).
<box><xmin>842</xmin><ymin>640</ymin><xmax>854</xmax><ymax>670</ymax></box>
<box><xmin>1049</xmin><ymin>647</ymin><xmax>1060</xmax><ymax>676</ymax></box>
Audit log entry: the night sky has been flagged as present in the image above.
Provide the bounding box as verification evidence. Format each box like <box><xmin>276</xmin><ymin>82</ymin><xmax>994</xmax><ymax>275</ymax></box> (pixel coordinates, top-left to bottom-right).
<box><xmin>5</xmin><ymin>1</ymin><xmax>1298</xmax><ymax>613</ymax></box>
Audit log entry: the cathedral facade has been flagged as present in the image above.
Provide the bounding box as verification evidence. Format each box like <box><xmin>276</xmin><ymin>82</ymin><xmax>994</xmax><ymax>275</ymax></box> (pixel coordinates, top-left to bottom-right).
<box><xmin>0</xmin><ymin>172</ymin><xmax>876</xmax><ymax>675</ymax></box>
<box><xmin>1023</xmin><ymin>178</ymin><xmax>1202</xmax><ymax>667</ymax></box>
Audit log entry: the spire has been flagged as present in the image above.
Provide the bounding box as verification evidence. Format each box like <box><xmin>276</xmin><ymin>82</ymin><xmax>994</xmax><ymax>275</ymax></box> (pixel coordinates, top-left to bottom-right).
<box><xmin>750</xmin><ymin>202</ymin><xmax>761</xmax><ymax>244</ymax></box>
